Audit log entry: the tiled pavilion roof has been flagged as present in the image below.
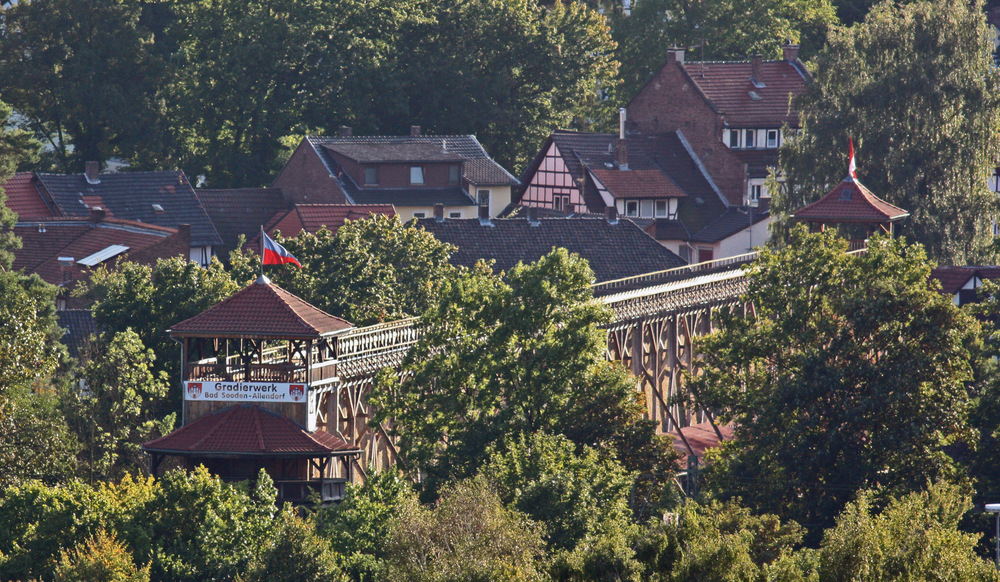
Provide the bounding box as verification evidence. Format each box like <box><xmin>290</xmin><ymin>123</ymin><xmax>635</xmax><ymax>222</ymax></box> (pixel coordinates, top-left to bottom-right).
<box><xmin>792</xmin><ymin>178</ymin><xmax>909</xmax><ymax>223</ymax></box>
<box><xmin>143</xmin><ymin>405</ymin><xmax>359</xmax><ymax>456</ymax></box>
<box><xmin>169</xmin><ymin>278</ymin><xmax>353</xmax><ymax>339</ymax></box>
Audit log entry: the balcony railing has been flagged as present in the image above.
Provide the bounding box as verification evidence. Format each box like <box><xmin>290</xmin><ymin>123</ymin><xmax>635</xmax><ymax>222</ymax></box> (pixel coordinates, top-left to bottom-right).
<box><xmin>274</xmin><ymin>479</ymin><xmax>347</xmax><ymax>504</ymax></box>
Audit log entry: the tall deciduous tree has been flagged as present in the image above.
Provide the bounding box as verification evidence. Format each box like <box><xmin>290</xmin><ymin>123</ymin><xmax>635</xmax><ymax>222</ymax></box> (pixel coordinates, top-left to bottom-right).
<box><xmin>690</xmin><ymin>227</ymin><xmax>979</xmax><ymax>536</ymax></box>
<box><xmin>0</xmin><ymin>0</ymin><xmax>168</xmax><ymax>171</ymax></box>
<box><xmin>777</xmin><ymin>0</ymin><xmax>1000</xmax><ymax>264</ymax></box>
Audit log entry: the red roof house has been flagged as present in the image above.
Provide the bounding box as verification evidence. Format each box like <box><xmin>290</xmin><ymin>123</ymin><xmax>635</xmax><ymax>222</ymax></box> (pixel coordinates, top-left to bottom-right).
<box><xmin>792</xmin><ymin>177</ymin><xmax>909</xmax><ymax>244</ymax></box>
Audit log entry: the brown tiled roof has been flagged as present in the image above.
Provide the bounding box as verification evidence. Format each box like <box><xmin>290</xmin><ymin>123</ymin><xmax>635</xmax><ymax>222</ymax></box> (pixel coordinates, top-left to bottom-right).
<box><xmin>169</xmin><ymin>279</ymin><xmax>353</xmax><ymax>339</ymax></box>
<box><xmin>143</xmin><ymin>405</ymin><xmax>359</xmax><ymax>456</ymax></box>
<box><xmin>668</xmin><ymin>421</ymin><xmax>734</xmax><ymax>465</ymax></box>
<box><xmin>263</xmin><ymin>204</ymin><xmax>396</xmax><ymax>239</ymax></box>
<box><xmin>590</xmin><ymin>169</ymin><xmax>687</xmax><ymax>200</ymax></box>
<box><xmin>792</xmin><ymin>179</ymin><xmax>909</xmax><ymax>223</ymax></box>
<box><xmin>417</xmin><ymin>215</ymin><xmax>686</xmax><ymax>281</ymax></box>
<box><xmin>196</xmin><ymin>188</ymin><xmax>289</xmax><ymax>258</ymax></box>
<box><xmin>13</xmin><ymin>218</ymin><xmax>178</xmax><ymax>285</ymax></box>
<box><xmin>2</xmin><ymin>172</ymin><xmax>53</xmax><ymax>218</ymax></box>
<box><xmin>680</xmin><ymin>59</ymin><xmax>809</xmax><ymax>127</ymax></box>
<box><xmin>324</xmin><ymin>143</ymin><xmax>467</xmax><ymax>163</ymax></box>
<box><xmin>930</xmin><ymin>266</ymin><xmax>1000</xmax><ymax>295</ymax></box>
<box><xmin>463</xmin><ymin>157</ymin><xmax>519</xmax><ymax>186</ymax></box>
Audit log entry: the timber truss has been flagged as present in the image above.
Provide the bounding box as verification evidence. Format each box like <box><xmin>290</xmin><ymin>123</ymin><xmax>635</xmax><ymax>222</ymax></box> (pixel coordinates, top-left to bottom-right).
<box><xmin>331</xmin><ymin>253</ymin><xmax>758</xmax><ymax>476</ymax></box>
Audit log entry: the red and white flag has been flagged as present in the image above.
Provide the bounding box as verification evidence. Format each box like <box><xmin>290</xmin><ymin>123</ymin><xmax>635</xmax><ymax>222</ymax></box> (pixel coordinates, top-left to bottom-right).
<box><xmin>262</xmin><ymin>231</ymin><xmax>302</xmax><ymax>268</ymax></box>
<box><xmin>848</xmin><ymin>138</ymin><xmax>857</xmax><ymax>180</ymax></box>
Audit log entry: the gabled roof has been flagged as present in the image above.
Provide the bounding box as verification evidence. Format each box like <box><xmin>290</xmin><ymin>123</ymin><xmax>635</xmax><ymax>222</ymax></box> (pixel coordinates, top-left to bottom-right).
<box><xmin>34</xmin><ymin>170</ymin><xmax>222</xmax><ymax>247</ymax></box>
<box><xmin>690</xmin><ymin>199</ymin><xmax>770</xmax><ymax>244</ymax></box>
<box><xmin>792</xmin><ymin>178</ymin><xmax>909</xmax><ymax>223</ymax></box>
<box><xmin>169</xmin><ymin>278</ymin><xmax>353</xmax><ymax>339</ymax></box>
<box><xmin>196</xmin><ymin>188</ymin><xmax>289</xmax><ymax>258</ymax></box>
<box><xmin>2</xmin><ymin>172</ymin><xmax>53</xmax><ymax>218</ymax></box>
<box><xmin>324</xmin><ymin>142</ymin><xmax>467</xmax><ymax>164</ymax></box>
<box><xmin>417</xmin><ymin>216</ymin><xmax>686</xmax><ymax>282</ymax></box>
<box><xmin>307</xmin><ymin>135</ymin><xmax>518</xmax><ymax>191</ymax></box>
<box><xmin>677</xmin><ymin>59</ymin><xmax>810</xmax><ymax>127</ymax></box>
<box><xmin>143</xmin><ymin>405</ymin><xmax>359</xmax><ymax>456</ymax></box>
<box><xmin>13</xmin><ymin>217</ymin><xmax>180</xmax><ymax>285</ymax></box>
<box><xmin>930</xmin><ymin>266</ymin><xmax>1000</xmax><ymax>295</ymax></box>
<box><xmin>590</xmin><ymin>169</ymin><xmax>687</xmax><ymax>199</ymax></box>
<box><xmin>263</xmin><ymin>204</ymin><xmax>396</xmax><ymax>239</ymax></box>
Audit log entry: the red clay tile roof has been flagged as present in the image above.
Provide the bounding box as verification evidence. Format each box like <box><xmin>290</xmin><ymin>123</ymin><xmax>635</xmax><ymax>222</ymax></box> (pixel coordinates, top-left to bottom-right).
<box><xmin>669</xmin><ymin>421</ymin><xmax>734</xmax><ymax>465</ymax></box>
<box><xmin>792</xmin><ymin>179</ymin><xmax>909</xmax><ymax>223</ymax></box>
<box><xmin>143</xmin><ymin>405</ymin><xmax>359</xmax><ymax>456</ymax></box>
<box><xmin>263</xmin><ymin>204</ymin><xmax>396</xmax><ymax>240</ymax></box>
<box><xmin>930</xmin><ymin>266</ymin><xmax>1000</xmax><ymax>295</ymax></box>
<box><xmin>169</xmin><ymin>279</ymin><xmax>353</xmax><ymax>339</ymax></box>
<box><xmin>3</xmin><ymin>172</ymin><xmax>53</xmax><ymax>218</ymax></box>
<box><xmin>590</xmin><ymin>169</ymin><xmax>687</xmax><ymax>200</ymax></box>
<box><xmin>681</xmin><ymin>60</ymin><xmax>809</xmax><ymax>127</ymax></box>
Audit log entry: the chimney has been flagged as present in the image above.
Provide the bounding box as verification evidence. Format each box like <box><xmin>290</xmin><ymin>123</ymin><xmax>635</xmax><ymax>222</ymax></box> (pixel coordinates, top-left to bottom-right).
<box><xmin>751</xmin><ymin>54</ymin><xmax>763</xmax><ymax>83</ymax></box>
<box><xmin>338</xmin><ymin>125</ymin><xmax>352</xmax><ymax>137</ymax></box>
<box><xmin>433</xmin><ymin>203</ymin><xmax>445</xmax><ymax>222</ymax></box>
<box><xmin>604</xmin><ymin>206</ymin><xmax>618</xmax><ymax>224</ymax></box>
<box><xmin>410</xmin><ymin>125</ymin><xmax>421</xmax><ymax>137</ymax></box>
<box><xmin>782</xmin><ymin>43</ymin><xmax>800</xmax><ymax>62</ymax></box>
<box><xmin>667</xmin><ymin>47</ymin><xmax>684</xmax><ymax>64</ymax></box>
<box><xmin>85</xmin><ymin>161</ymin><xmax>100</xmax><ymax>184</ymax></box>
<box><xmin>89</xmin><ymin>207</ymin><xmax>106</xmax><ymax>223</ymax></box>
<box><xmin>615</xmin><ymin>139</ymin><xmax>628</xmax><ymax>170</ymax></box>
<box><xmin>526</xmin><ymin>205</ymin><xmax>539</xmax><ymax>225</ymax></box>
<box><xmin>478</xmin><ymin>204</ymin><xmax>490</xmax><ymax>221</ymax></box>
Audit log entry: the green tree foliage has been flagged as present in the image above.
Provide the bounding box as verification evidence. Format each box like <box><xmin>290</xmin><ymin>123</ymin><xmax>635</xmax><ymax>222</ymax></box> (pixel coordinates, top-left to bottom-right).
<box><xmin>76</xmin><ymin>257</ymin><xmax>241</xmax><ymax>386</ymax></box>
<box><xmin>372</xmin><ymin>248</ymin><xmax>668</xmax><ymax>494</ymax></box>
<box><xmin>611</xmin><ymin>0</ymin><xmax>836</xmax><ymax>100</ymax></box>
<box><xmin>0</xmin><ymin>0</ymin><xmax>169</xmax><ymax>171</ymax></box>
<box><xmin>0</xmin><ymin>98</ymin><xmax>41</xmax><ymax>269</ymax></box>
<box><xmin>690</xmin><ymin>227</ymin><xmax>979</xmax><ymax>536</ymax></box>
<box><xmin>777</xmin><ymin>0</ymin><xmax>1000</xmax><ymax>263</ymax></box>
<box><xmin>818</xmin><ymin>481</ymin><xmax>998</xmax><ymax>581</ymax></box>
<box><xmin>316</xmin><ymin>470</ymin><xmax>415</xmax><ymax>581</ymax></box>
<box><xmin>244</xmin><ymin>507</ymin><xmax>346</xmax><ymax>582</ymax></box>
<box><xmin>234</xmin><ymin>215</ymin><xmax>459</xmax><ymax>326</ymax></box>
<box><xmin>53</xmin><ymin>529</ymin><xmax>151</xmax><ymax>582</ymax></box>
<box><xmin>384</xmin><ymin>476</ymin><xmax>548</xmax><ymax>582</ymax></box>
<box><xmin>67</xmin><ymin>330</ymin><xmax>175</xmax><ymax>482</ymax></box>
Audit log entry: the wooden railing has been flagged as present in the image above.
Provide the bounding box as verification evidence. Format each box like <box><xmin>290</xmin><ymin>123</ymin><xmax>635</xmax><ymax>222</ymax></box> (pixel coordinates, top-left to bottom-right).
<box><xmin>591</xmin><ymin>252</ymin><xmax>758</xmax><ymax>295</ymax></box>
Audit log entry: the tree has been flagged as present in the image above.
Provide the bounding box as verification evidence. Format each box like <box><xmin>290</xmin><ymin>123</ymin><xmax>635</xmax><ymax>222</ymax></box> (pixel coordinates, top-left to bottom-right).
<box><xmin>0</xmin><ymin>98</ymin><xmax>40</xmax><ymax>269</ymax></box>
<box><xmin>384</xmin><ymin>476</ymin><xmax>548</xmax><ymax>582</ymax></box>
<box><xmin>611</xmin><ymin>0</ymin><xmax>836</xmax><ymax>100</ymax></box>
<box><xmin>818</xmin><ymin>481</ymin><xmax>999</xmax><ymax>581</ymax></box>
<box><xmin>53</xmin><ymin>529</ymin><xmax>151</xmax><ymax>582</ymax></box>
<box><xmin>232</xmin><ymin>215</ymin><xmax>461</xmax><ymax>326</ymax></box>
<box><xmin>690</xmin><ymin>227</ymin><xmax>980</xmax><ymax>537</ymax></box>
<box><xmin>777</xmin><ymin>0</ymin><xmax>1000</xmax><ymax>264</ymax></box>
<box><xmin>68</xmin><ymin>330</ymin><xmax>175</xmax><ymax>482</ymax></box>
<box><xmin>244</xmin><ymin>508</ymin><xmax>346</xmax><ymax>582</ymax></box>
<box><xmin>372</xmin><ymin>248</ymin><xmax>665</xmax><ymax>494</ymax></box>
<box><xmin>0</xmin><ymin>0</ymin><xmax>169</xmax><ymax>171</ymax></box>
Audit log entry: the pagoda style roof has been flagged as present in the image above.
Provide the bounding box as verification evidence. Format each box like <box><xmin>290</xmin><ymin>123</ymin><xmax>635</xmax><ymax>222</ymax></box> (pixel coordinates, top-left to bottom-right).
<box><xmin>792</xmin><ymin>178</ymin><xmax>909</xmax><ymax>224</ymax></box>
<box><xmin>143</xmin><ymin>405</ymin><xmax>359</xmax><ymax>457</ymax></box>
<box><xmin>169</xmin><ymin>278</ymin><xmax>353</xmax><ymax>339</ymax></box>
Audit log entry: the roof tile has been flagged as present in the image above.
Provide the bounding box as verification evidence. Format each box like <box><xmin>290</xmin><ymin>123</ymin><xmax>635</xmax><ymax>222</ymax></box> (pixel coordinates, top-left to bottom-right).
<box><xmin>680</xmin><ymin>59</ymin><xmax>809</xmax><ymax>127</ymax></box>
<box><xmin>793</xmin><ymin>179</ymin><xmax>909</xmax><ymax>223</ymax></box>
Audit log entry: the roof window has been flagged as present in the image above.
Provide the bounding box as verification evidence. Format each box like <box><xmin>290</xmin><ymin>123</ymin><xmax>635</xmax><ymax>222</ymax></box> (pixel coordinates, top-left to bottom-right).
<box><xmin>748</xmin><ymin>90</ymin><xmax>762</xmax><ymax>101</ymax></box>
<box><xmin>839</xmin><ymin>187</ymin><xmax>854</xmax><ymax>201</ymax></box>
<box><xmin>152</xmin><ymin>204</ymin><xmax>165</xmax><ymax>214</ymax></box>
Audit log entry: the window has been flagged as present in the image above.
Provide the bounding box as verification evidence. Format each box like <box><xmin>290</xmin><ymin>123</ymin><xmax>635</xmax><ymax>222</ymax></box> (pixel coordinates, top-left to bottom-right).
<box><xmin>625</xmin><ymin>200</ymin><xmax>639</xmax><ymax>217</ymax></box>
<box><xmin>654</xmin><ymin>200</ymin><xmax>668</xmax><ymax>218</ymax></box>
<box><xmin>477</xmin><ymin>189</ymin><xmax>490</xmax><ymax>207</ymax></box>
<box><xmin>364</xmin><ymin>166</ymin><xmax>378</xmax><ymax>185</ymax></box>
<box><xmin>554</xmin><ymin>196</ymin><xmax>563</xmax><ymax>211</ymax></box>
<box><xmin>749</xmin><ymin>184</ymin><xmax>762</xmax><ymax>203</ymax></box>
<box><xmin>449</xmin><ymin>165</ymin><xmax>461</xmax><ymax>184</ymax></box>
<box><xmin>410</xmin><ymin>166</ymin><xmax>424</xmax><ymax>184</ymax></box>
<box><xmin>449</xmin><ymin>211</ymin><xmax>462</xmax><ymax>218</ymax></box>
<box><xmin>412</xmin><ymin>211</ymin><xmax>426</xmax><ymax>218</ymax></box>
<box><xmin>766</xmin><ymin>130</ymin><xmax>778</xmax><ymax>148</ymax></box>
<box><xmin>744</xmin><ymin>130</ymin><xmax>755</xmax><ymax>148</ymax></box>
<box><xmin>729</xmin><ymin>129</ymin><xmax>740</xmax><ymax>148</ymax></box>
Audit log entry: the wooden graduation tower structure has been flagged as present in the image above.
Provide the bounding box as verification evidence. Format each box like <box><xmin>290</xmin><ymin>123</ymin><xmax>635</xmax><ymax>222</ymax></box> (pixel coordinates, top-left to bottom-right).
<box><xmin>143</xmin><ymin>275</ymin><xmax>361</xmax><ymax>504</ymax></box>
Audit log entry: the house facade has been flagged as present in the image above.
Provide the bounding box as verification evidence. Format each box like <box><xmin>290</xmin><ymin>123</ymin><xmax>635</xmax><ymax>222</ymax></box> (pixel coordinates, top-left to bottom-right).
<box><xmin>272</xmin><ymin>128</ymin><xmax>519</xmax><ymax>221</ymax></box>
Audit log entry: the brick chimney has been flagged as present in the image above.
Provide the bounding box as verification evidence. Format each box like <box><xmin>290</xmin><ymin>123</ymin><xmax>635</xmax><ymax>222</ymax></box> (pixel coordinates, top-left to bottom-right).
<box><xmin>526</xmin><ymin>205</ymin><xmax>539</xmax><ymax>225</ymax></box>
<box><xmin>433</xmin><ymin>203</ymin><xmax>445</xmax><ymax>222</ymax></box>
<box><xmin>410</xmin><ymin>125</ymin><xmax>421</xmax><ymax>137</ymax></box>
<box><xmin>782</xmin><ymin>43</ymin><xmax>800</xmax><ymax>62</ymax></box>
<box><xmin>85</xmin><ymin>161</ymin><xmax>100</xmax><ymax>185</ymax></box>
<box><xmin>616</xmin><ymin>108</ymin><xmax>629</xmax><ymax>170</ymax></box>
<box><xmin>667</xmin><ymin>47</ymin><xmax>684</xmax><ymax>64</ymax></box>
<box><xmin>604</xmin><ymin>206</ymin><xmax>618</xmax><ymax>224</ymax></box>
<box><xmin>751</xmin><ymin>54</ymin><xmax>763</xmax><ymax>83</ymax></box>
<box><xmin>338</xmin><ymin>125</ymin><xmax>352</xmax><ymax>137</ymax></box>
<box><xmin>478</xmin><ymin>204</ymin><xmax>490</xmax><ymax>221</ymax></box>
<box><xmin>89</xmin><ymin>207</ymin><xmax>106</xmax><ymax>223</ymax></box>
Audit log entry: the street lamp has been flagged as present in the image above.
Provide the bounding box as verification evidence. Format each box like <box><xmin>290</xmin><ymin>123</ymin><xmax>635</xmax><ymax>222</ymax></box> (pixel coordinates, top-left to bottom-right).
<box><xmin>985</xmin><ymin>503</ymin><xmax>1000</xmax><ymax>569</ymax></box>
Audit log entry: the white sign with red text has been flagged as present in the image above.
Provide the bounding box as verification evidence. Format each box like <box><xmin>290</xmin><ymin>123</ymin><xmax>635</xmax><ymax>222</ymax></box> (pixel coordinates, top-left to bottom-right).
<box><xmin>184</xmin><ymin>381</ymin><xmax>308</xmax><ymax>403</ymax></box>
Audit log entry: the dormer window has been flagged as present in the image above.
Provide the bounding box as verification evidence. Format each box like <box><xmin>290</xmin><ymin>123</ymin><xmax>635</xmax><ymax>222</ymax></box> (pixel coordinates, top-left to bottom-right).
<box><xmin>449</xmin><ymin>165</ymin><xmax>460</xmax><ymax>184</ymax></box>
<box><xmin>364</xmin><ymin>166</ymin><xmax>378</xmax><ymax>185</ymax></box>
<box><xmin>410</xmin><ymin>166</ymin><xmax>424</xmax><ymax>184</ymax></box>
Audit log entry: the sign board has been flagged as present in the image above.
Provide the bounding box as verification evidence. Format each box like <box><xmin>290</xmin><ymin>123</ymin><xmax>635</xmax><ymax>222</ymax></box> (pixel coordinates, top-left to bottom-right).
<box><xmin>184</xmin><ymin>381</ymin><xmax>308</xmax><ymax>403</ymax></box>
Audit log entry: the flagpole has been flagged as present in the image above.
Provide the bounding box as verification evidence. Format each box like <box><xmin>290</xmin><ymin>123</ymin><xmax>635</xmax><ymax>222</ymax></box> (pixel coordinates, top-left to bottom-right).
<box><xmin>259</xmin><ymin>225</ymin><xmax>264</xmax><ymax>279</ymax></box>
